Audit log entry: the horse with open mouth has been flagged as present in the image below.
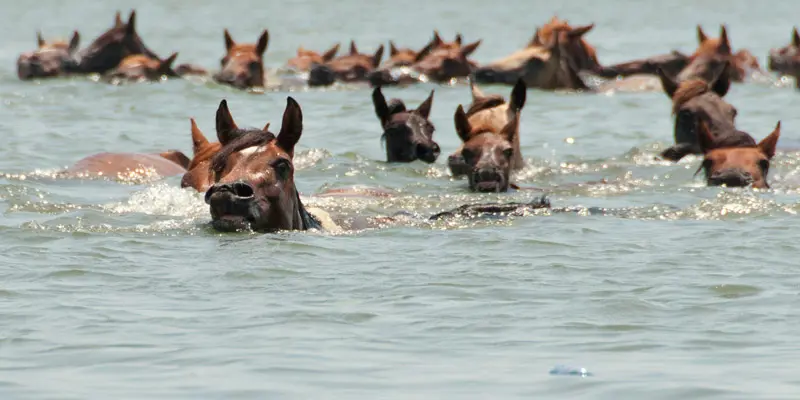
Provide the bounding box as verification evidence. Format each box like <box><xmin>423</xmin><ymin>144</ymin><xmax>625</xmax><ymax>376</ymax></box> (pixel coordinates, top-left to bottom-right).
<box><xmin>694</xmin><ymin>120</ymin><xmax>781</xmax><ymax>189</ymax></box>
<box><xmin>371</xmin><ymin>87</ymin><xmax>439</xmax><ymax>163</ymax></box>
<box><xmin>17</xmin><ymin>31</ymin><xmax>81</xmax><ymax>80</ymax></box>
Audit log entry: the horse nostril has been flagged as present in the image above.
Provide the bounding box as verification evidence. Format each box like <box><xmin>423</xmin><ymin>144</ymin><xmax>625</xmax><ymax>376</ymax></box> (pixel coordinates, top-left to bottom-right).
<box><xmin>231</xmin><ymin>182</ymin><xmax>254</xmax><ymax>198</ymax></box>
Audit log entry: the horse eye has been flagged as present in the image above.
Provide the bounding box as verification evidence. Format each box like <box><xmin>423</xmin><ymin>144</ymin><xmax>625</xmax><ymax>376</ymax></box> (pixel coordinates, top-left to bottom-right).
<box><xmin>220</xmin><ymin>57</ymin><xmax>228</xmax><ymax>67</ymax></box>
<box><xmin>758</xmin><ymin>159</ymin><xmax>770</xmax><ymax>171</ymax></box>
<box><xmin>273</xmin><ymin>159</ymin><xmax>292</xmax><ymax>180</ymax></box>
<box><xmin>503</xmin><ymin>148</ymin><xmax>514</xmax><ymax>159</ymax></box>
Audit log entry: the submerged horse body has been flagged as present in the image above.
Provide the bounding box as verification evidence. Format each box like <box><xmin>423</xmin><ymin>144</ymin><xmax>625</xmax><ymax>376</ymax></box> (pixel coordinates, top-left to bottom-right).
<box><xmin>60</xmin><ymin>151</ymin><xmax>189</xmax><ymax>181</ymax></box>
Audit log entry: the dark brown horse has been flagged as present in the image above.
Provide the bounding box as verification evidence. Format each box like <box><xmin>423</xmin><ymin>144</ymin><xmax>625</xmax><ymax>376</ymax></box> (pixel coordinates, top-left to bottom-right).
<box><xmin>448</xmin><ymin>79</ymin><xmax>527</xmax><ymax>177</ymax></box>
<box><xmin>106</xmin><ymin>53</ymin><xmax>179</xmax><ymax>82</ymax></box>
<box><xmin>768</xmin><ymin>28</ymin><xmax>800</xmax><ymax>88</ymax></box>
<box><xmin>411</xmin><ymin>39</ymin><xmax>481</xmax><ymax>83</ymax></box>
<box><xmin>657</xmin><ymin>64</ymin><xmax>752</xmax><ymax>162</ymax></box>
<box><xmin>77</xmin><ymin>11</ymin><xmax>159</xmax><ymax>74</ymax></box>
<box><xmin>17</xmin><ymin>31</ymin><xmax>80</xmax><ymax>80</ymax></box>
<box><xmin>680</xmin><ymin>25</ymin><xmax>761</xmax><ymax>83</ymax></box>
<box><xmin>198</xmin><ymin>98</ymin><xmax>320</xmax><ymax>232</ymax></box>
<box><xmin>371</xmin><ymin>88</ymin><xmax>439</xmax><ymax>163</ymax></box>
<box><xmin>472</xmin><ymin>30</ymin><xmax>587</xmax><ymax>90</ymax></box>
<box><xmin>695</xmin><ymin>121</ymin><xmax>781</xmax><ymax>189</ymax></box>
<box><xmin>60</xmin><ymin>151</ymin><xmax>189</xmax><ymax>181</ymax></box>
<box><xmin>214</xmin><ymin>29</ymin><xmax>269</xmax><ymax>89</ymax></box>
<box><xmin>286</xmin><ymin>43</ymin><xmax>340</xmax><ymax>72</ymax></box>
<box><xmin>308</xmin><ymin>41</ymin><xmax>384</xmax><ymax>86</ymax></box>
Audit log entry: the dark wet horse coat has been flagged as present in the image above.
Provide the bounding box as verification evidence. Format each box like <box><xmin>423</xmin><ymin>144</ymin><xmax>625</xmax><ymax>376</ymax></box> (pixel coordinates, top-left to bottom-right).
<box><xmin>76</xmin><ymin>11</ymin><xmax>160</xmax><ymax>74</ymax></box>
<box><xmin>371</xmin><ymin>87</ymin><xmax>439</xmax><ymax>163</ymax></box>
<box><xmin>657</xmin><ymin>63</ymin><xmax>755</xmax><ymax>162</ymax></box>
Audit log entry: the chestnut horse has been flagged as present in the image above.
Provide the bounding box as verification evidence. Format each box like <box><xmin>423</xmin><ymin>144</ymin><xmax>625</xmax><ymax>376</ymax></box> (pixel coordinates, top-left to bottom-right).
<box><xmin>472</xmin><ymin>29</ymin><xmax>587</xmax><ymax>90</ymax></box>
<box><xmin>214</xmin><ymin>29</ymin><xmax>269</xmax><ymax>89</ymax></box>
<box><xmin>308</xmin><ymin>41</ymin><xmax>384</xmax><ymax>86</ymax></box>
<box><xmin>448</xmin><ymin>79</ymin><xmax>527</xmax><ymax>177</ymax></box>
<box><xmin>286</xmin><ymin>43</ymin><xmax>340</xmax><ymax>72</ymax></box>
<box><xmin>198</xmin><ymin>98</ymin><xmax>322</xmax><ymax>232</ymax></box>
<box><xmin>768</xmin><ymin>27</ymin><xmax>800</xmax><ymax>88</ymax></box>
<box><xmin>77</xmin><ymin>11</ymin><xmax>160</xmax><ymax>74</ymax></box>
<box><xmin>535</xmin><ymin>16</ymin><xmax>600</xmax><ymax>71</ymax></box>
<box><xmin>680</xmin><ymin>25</ymin><xmax>760</xmax><ymax>83</ymax></box>
<box><xmin>695</xmin><ymin>121</ymin><xmax>781</xmax><ymax>189</ymax></box>
<box><xmin>383</xmin><ymin>31</ymin><xmax>462</xmax><ymax>68</ymax></box>
<box><xmin>371</xmin><ymin>88</ymin><xmax>439</xmax><ymax>163</ymax></box>
<box><xmin>657</xmin><ymin>63</ymin><xmax>753</xmax><ymax>162</ymax></box>
<box><xmin>106</xmin><ymin>53</ymin><xmax>179</xmax><ymax>82</ymax></box>
<box><xmin>411</xmin><ymin>39</ymin><xmax>481</xmax><ymax>83</ymax></box>
<box><xmin>17</xmin><ymin>31</ymin><xmax>80</xmax><ymax>80</ymax></box>
<box><xmin>59</xmin><ymin>151</ymin><xmax>189</xmax><ymax>181</ymax></box>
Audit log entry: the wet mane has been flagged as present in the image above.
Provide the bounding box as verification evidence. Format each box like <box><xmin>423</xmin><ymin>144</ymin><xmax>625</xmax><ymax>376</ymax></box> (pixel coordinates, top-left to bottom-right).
<box><xmin>671</xmin><ymin>79</ymin><xmax>709</xmax><ymax>114</ymax></box>
<box><xmin>210</xmin><ymin>129</ymin><xmax>276</xmax><ymax>179</ymax></box>
<box><xmin>466</xmin><ymin>96</ymin><xmax>506</xmax><ymax>117</ymax></box>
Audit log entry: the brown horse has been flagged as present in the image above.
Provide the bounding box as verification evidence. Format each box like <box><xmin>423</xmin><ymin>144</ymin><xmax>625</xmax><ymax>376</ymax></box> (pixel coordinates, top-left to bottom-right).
<box><xmin>448</xmin><ymin>79</ymin><xmax>527</xmax><ymax>177</ymax></box>
<box><xmin>214</xmin><ymin>29</ymin><xmax>269</xmax><ymax>89</ymax></box>
<box><xmin>680</xmin><ymin>25</ymin><xmax>760</xmax><ymax>83</ymax></box>
<box><xmin>768</xmin><ymin>28</ymin><xmax>800</xmax><ymax>88</ymax></box>
<box><xmin>411</xmin><ymin>39</ymin><xmax>481</xmax><ymax>83</ymax></box>
<box><xmin>77</xmin><ymin>11</ymin><xmax>160</xmax><ymax>74</ymax></box>
<box><xmin>371</xmin><ymin>87</ymin><xmax>439</xmax><ymax>163</ymax></box>
<box><xmin>657</xmin><ymin>63</ymin><xmax>754</xmax><ymax>162</ymax></box>
<box><xmin>106</xmin><ymin>53</ymin><xmax>179</xmax><ymax>82</ymax></box>
<box><xmin>695</xmin><ymin>121</ymin><xmax>780</xmax><ymax>189</ymax></box>
<box><xmin>473</xmin><ymin>30</ymin><xmax>587</xmax><ymax>90</ymax></box>
<box><xmin>286</xmin><ymin>44</ymin><xmax>340</xmax><ymax>72</ymax></box>
<box><xmin>383</xmin><ymin>31</ymin><xmax>462</xmax><ymax>68</ymax></box>
<box><xmin>17</xmin><ymin>31</ymin><xmax>80</xmax><ymax>80</ymax></box>
<box><xmin>308</xmin><ymin>41</ymin><xmax>384</xmax><ymax>86</ymax></box>
<box><xmin>59</xmin><ymin>151</ymin><xmax>189</xmax><ymax>181</ymax></box>
<box><xmin>535</xmin><ymin>16</ymin><xmax>600</xmax><ymax>71</ymax></box>
<box><xmin>199</xmin><ymin>98</ymin><xmax>321</xmax><ymax>232</ymax></box>
<box><xmin>592</xmin><ymin>51</ymin><xmax>690</xmax><ymax>79</ymax></box>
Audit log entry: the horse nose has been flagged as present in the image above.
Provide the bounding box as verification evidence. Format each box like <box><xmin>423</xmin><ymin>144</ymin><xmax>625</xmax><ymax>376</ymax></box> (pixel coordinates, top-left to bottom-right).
<box><xmin>416</xmin><ymin>142</ymin><xmax>441</xmax><ymax>163</ymax></box>
<box><xmin>708</xmin><ymin>170</ymin><xmax>753</xmax><ymax>187</ymax></box>
<box><xmin>476</xmin><ymin>168</ymin><xmax>501</xmax><ymax>181</ymax></box>
<box><xmin>205</xmin><ymin>181</ymin><xmax>255</xmax><ymax>204</ymax></box>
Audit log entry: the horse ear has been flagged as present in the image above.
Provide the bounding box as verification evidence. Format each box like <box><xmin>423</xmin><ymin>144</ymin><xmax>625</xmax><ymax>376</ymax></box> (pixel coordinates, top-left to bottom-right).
<box><xmin>277</xmin><ymin>97</ymin><xmax>304</xmax><ymax>156</ymax></box>
<box><xmin>793</xmin><ymin>27</ymin><xmax>800</xmax><ymax>47</ymax></box>
<box><xmin>349</xmin><ymin>40</ymin><xmax>358</xmax><ymax>55</ymax></box>
<box><xmin>499</xmin><ymin>112</ymin><xmax>519</xmax><ymax>144</ymax></box>
<box><xmin>159</xmin><ymin>52</ymin><xmax>179</xmax><ymax>74</ymax></box>
<box><xmin>389</xmin><ymin>41</ymin><xmax>399</xmax><ymax>57</ymax></box>
<box><xmin>255</xmin><ymin>29</ymin><xmax>269</xmax><ymax>56</ymax></box>
<box><xmin>114</xmin><ymin>11</ymin><xmax>123</xmax><ymax>27</ymax></box>
<box><xmin>454</xmin><ymin>105</ymin><xmax>472</xmax><ymax>143</ymax></box>
<box><xmin>159</xmin><ymin>150</ymin><xmax>190</xmax><ymax>169</ymax></box>
<box><xmin>568</xmin><ymin>23</ymin><xmax>594</xmax><ymax>39</ymax></box>
<box><xmin>510</xmin><ymin>78</ymin><xmax>527</xmax><ymax>112</ymax></box>
<box><xmin>455</xmin><ymin>33</ymin><xmax>463</xmax><ymax>46</ymax></box>
<box><xmin>68</xmin><ymin>31</ymin><xmax>80</xmax><ymax>55</ymax></box>
<box><xmin>414</xmin><ymin>39</ymin><xmax>437</xmax><ymax>62</ymax></box>
<box><xmin>415</xmin><ymin>89</ymin><xmax>434</xmax><ymax>120</ymax></box>
<box><xmin>372</xmin><ymin>45</ymin><xmax>384</xmax><ymax>68</ymax></box>
<box><xmin>697</xmin><ymin>25</ymin><xmax>708</xmax><ymax>43</ymax></box>
<box><xmin>528</xmin><ymin>28</ymin><xmax>543</xmax><ymax>47</ymax></box>
<box><xmin>718</xmin><ymin>25</ymin><xmax>731</xmax><ymax>54</ymax></box>
<box><xmin>190</xmin><ymin>118</ymin><xmax>210</xmax><ymax>155</ymax></box>
<box><xmin>432</xmin><ymin>30</ymin><xmax>444</xmax><ymax>46</ymax></box>
<box><xmin>263</xmin><ymin>122</ymin><xmax>271</xmax><ymax>132</ymax></box>
<box><xmin>371</xmin><ymin>86</ymin><xmax>390</xmax><ymax>126</ymax></box>
<box><xmin>36</xmin><ymin>31</ymin><xmax>44</xmax><ymax>48</ymax></box>
<box><xmin>698</xmin><ymin>120</ymin><xmax>716</xmax><ymax>154</ymax></box>
<box><xmin>657</xmin><ymin>67</ymin><xmax>678</xmax><ymax>98</ymax></box>
<box><xmin>460</xmin><ymin>40</ymin><xmax>481</xmax><ymax>58</ymax></box>
<box><xmin>125</xmin><ymin>10</ymin><xmax>137</xmax><ymax>36</ymax></box>
<box><xmin>224</xmin><ymin>29</ymin><xmax>235</xmax><ymax>52</ymax></box>
<box><xmin>708</xmin><ymin>60</ymin><xmax>731</xmax><ymax>97</ymax></box>
<box><xmin>322</xmin><ymin>43</ymin><xmax>340</xmax><ymax>61</ymax></box>
<box><xmin>470</xmin><ymin>80</ymin><xmax>486</xmax><ymax>101</ymax></box>
<box><xmin>215</xmin><ymin>99</ymin><xmax>239</xmax><ymax>146</ymax></box>
<box><xmin>758</xmin><ymin>121</ymin><xmax>781</xmax><ymax>159</ymax></box>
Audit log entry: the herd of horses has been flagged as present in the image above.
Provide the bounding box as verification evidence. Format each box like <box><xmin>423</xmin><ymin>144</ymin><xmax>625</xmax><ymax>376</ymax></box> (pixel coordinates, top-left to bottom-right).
<box><xmin>14</xmin><ymin>11</ymin><xmax>800</xmax><ymax>232</ymax></box>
